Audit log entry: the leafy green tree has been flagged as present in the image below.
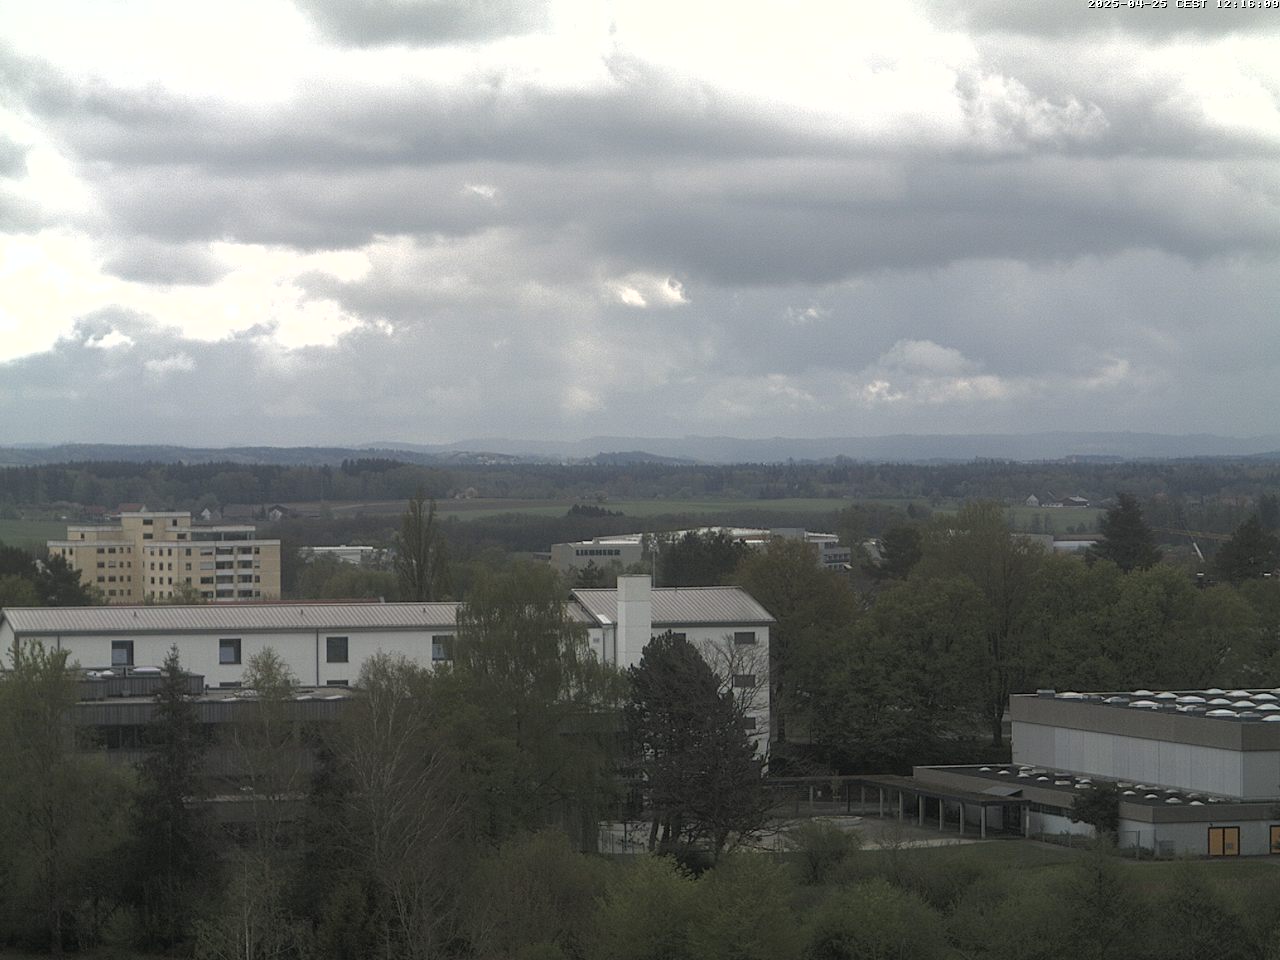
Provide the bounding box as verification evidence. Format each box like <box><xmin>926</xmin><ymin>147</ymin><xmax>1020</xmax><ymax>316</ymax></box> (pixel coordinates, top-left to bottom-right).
<box><xmin>393</xmin><ymin>493</ymin><xmax>450</xmax><ymax>601</ymax></box>
<box><xmin>196</xmin><ymin>648</ymin><xmax>309</xmax><ymax>960</ymax></box>
<box><xmin>813</xmin><ymin>576</ymin><xmax>986</xmax><ymax>768</ymax></box>
<box><xmin>0</xmin><ymin>641</ymin><xmax>133</xmax><ymax>955</ymax></box>
<box><xmin>1069</xmin><ymin>782</ymin><xmax>1120</xmax><ymax>840</ymax></box>
<box><xmin>783</xmin><ymin>820</ymin><xmax>861</xmax><ymax>885</ymax></box>
<box><xmin>803</xmin><ymin>878</ymin><xmax>948</xmax><ymax>960</ymax></box>
<box><xmin>462</xmin><ymin>829</ymin><xmax>609</xmax><ymax>960</ymax></box>
<box><xmin>1103</xmin><ymin>564</ymin><xmax>1199</xmax><ymax>688</ymax></box>
<box><xmin>627</xmin><ymin>632</ymin><xmax>768</xmax><ymax>861</ymax></box>
<box><xmin>0</xmin><ymin>571</ymin><xmax>40</xmax><ymax>607</ymax></box>
<box><xmin>915</xmin><ymin>502</ymin><xmax>1047</xmax><ymax>746</ymax></box>
<box><xmin>592</xmin><ymin>856</ymin><xmax>701</xmax><ymax>960</ymax></box>
<box><xmin>130</xmin><ymin>645</ymin><xmax>212</xmax><ymax>947</ymax></box>
<box><xmin>1023</xmin><ymin>554</ymin><xmax>1123</xmax><ymax>691</ymax></box>
<box><xmin>734</xmin><ymin>537</ymin><xmax>859</xmax><ymax>744</ymax></box>
<box><xmin>1156</xmin><ymin>865</ymin><xmax>1250</xmax><ymax>959</ymax></box>
<box><xmin>658</xmin><ymin>530</ymin><xmax>748</xmax><ymax>587</ymax></box>
<box><xmin>870</xmin><ymin>524</ymin><xmax>923</xmax><ymax>581</ymax></box>
<box><xmin>1090</xmin><ymin>493</ymin><xmax>1162</xmax><ymax>572</ymax></box>
<box><xmin>688</xmin><ymin>857</ymin><xmax>801</xmax><ymax>960</ymax></box>
<box><xmin>323</xmin><ymin>653</ymin><xmax>463</xmax><ymax>960</ymax></box>
<box><xmin>1213</xmin><ymin>514</ymin><xmax>1280</xmax><ymax>584</ymax></box>
<box><xmin>448</xmin><ymin>563</ymin><xmax>622</xmax><ymax>845</ymax></box>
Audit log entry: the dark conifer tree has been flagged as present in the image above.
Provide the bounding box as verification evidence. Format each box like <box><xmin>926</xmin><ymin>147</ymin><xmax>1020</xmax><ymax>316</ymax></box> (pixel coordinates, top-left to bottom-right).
<box><xmin>129</xmin><ymin>645</ymin><xmax>210</xmax><ymax>947</ymax></box>
<box><xmin>1091</xmin><ymin>493</ymin><xmax>1162</xmax><ymax>572</ymax></box>
<box><xmin>1213</xmin><ymin>515</ymin><xmax>1280</xmax><ymax>584</ymax></box>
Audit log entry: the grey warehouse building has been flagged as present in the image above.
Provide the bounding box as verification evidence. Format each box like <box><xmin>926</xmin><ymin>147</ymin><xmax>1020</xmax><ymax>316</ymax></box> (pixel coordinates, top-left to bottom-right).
<box><xmin>893</xmin><ymin>688</ymin><xmax>1280</xmax><ymax>857</ymax></box>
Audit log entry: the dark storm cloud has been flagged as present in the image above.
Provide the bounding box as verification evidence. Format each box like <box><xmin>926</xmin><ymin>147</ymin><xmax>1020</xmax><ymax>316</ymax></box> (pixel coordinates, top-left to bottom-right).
<box><xmin>11</xmin><ymin>51</ymin><xmax>1278</xmax><ymax>287</ymax></box>
<box><xmin>296</xmin><ymin>0</ymin><xmax>550</xmax><ymax>47</ymax></box>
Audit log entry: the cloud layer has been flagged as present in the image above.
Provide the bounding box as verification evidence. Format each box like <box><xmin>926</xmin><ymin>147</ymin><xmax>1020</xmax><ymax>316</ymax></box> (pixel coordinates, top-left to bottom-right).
<box><xmin>0</xmin><ymin>0</ymin><xmax>1278</xmax><ymax>445</ymax></box>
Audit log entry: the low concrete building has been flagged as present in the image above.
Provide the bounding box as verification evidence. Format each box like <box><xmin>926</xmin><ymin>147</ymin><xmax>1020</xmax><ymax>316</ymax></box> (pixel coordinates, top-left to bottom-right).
<box><xmin>885</xmin><ymin>687</ymin><xmax>1280</xmax><ymax>856</ymax></box>
<box><xmin>550</xmin><ymin>527</ymin><xmax>851</xmax><ymax>576</ymax></box>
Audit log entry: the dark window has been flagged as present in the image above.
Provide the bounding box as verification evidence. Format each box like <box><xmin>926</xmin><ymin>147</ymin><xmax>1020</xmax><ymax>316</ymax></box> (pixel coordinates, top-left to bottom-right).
<box><xmin>733</xmin><ymin>631</ymin><xmax>757</xmax><ymax>645</ymax></box>
<box><xmin>732</xmin><ymin>674</ymin><xmax>756</xmax><ymax>689</ymax></box>
<box><xmin>326</xmin><ymin>636</ymin><xmax>349</xmax><ymax>664</ymax></box>
<box><xmin>325</xmin><ymin>679</ymin><xmax>349</xmax><ymax>687</ymax></box>
<box><xmin>432</xmin><ymin>635</ymin><xmax>455</xmax><ymax>662</ymax></box>
<box><xmin>111</xmin><ymin>640</ymin><xmax>133</xmax><ymax>666</ymax></box>
<box><xmin>218</xmin><ymin>681</ymin><xmax>242</xmax><ymax>689</ymax></box>
<box><xmin>742</xmin><ymin>715</ymin><xmax>757</xmax><ymax>730</ymax></box>
<box><xmin>219</xmin><ymin>638</ymin><xmax>242</xmax><ymax>665</ymax></box>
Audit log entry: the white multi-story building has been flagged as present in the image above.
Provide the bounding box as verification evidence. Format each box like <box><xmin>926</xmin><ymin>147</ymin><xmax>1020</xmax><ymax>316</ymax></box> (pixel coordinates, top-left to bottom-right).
<box><xmin>0</xmin><ymin>575</ymin><xmax>773</xmax><ymax>745</ymax></box>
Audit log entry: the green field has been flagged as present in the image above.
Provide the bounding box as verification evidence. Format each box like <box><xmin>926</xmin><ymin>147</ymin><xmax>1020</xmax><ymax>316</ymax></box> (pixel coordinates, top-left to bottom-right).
<box><xmin>0</xmin><ymin>518</ymin><xmax>68</xmax><ymax>549</ymax></box>
<box><xmin>323</xmin><ymin>497</ymin><xmax>855</xmax><ymax>523</ymax></box>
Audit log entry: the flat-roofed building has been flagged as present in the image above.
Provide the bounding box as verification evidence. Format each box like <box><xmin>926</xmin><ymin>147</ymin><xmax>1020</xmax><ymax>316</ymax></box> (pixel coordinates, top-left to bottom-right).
<box><xmin>0</xmin><ymin>575</ymin><xmax>773</xmax><ymax>749</ymax></box>
<box><xmin>549</xmin><ymin>527</ymin><xmax>850</xmax><ymax>576</ymax></box>
<box><xmin>47</xmin><ymin>510</ymin><xmax>281</xmax><ymax>603</ymax></box>
<box><xmin>877</xmin><ymin>687</ymin><xmax>1280</xmax><ymax>857</ymax></box>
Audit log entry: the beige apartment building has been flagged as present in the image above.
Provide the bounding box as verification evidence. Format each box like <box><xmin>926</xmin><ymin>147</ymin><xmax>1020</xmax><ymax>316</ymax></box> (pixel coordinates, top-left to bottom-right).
<box><xmin>48</xmin><ymin>510</ymin><xmax>281</xmax><ymax>603</ymax></box>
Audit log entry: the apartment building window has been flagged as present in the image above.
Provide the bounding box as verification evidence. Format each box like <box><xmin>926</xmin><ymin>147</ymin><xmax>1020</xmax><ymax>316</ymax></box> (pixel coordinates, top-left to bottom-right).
<box><xmin>741</xmin><ymin>716</ymin><xmax>757</xmax><ymax>730</ymax></box>
<box><xmin>96</xmin><ymin>547</ymin><xmax>104</xmax><ymax>554</ymax></box>
<box><xmin>326</xmin><ymin>636</ymin><xmax>349</xmax><ymax>663</ymax></box>
<box><xmin>432</xmin><ymin>635</ymin><xmax>455</xmax><ymax>662</ymax></box>
<box><xmin>733</xmin><ymin>631</ymin><xmax>757</xmax><ymax>645</ymax></box>
<box><xmin>200</xmin><ymin>576</ymin><xmax>214</xmax><ymax>585</ymax></box>
<box><xmin>142</xmin><ymin>518</ymin><xmax>153</xmax><ymax>525</ymax></box>
<box><xmin>143</xmin><ymin>533</ymin><xmax>152</xmax><ymax>540</ymax></box>
<box><xmin>111</xmin><ymin>641</ymin><xmax>134</xmax><ymax>666</ymax></box>
<box><xmin>97</xmin><ymin>561</ymin><xmax>105</xmax><ymax>568</ymax></box>
<box><xmin>219</xmin><ymin>638</ymin><xmax>242</xmax><ymax>665</ymax></box>
<box><xmin>732</xmin><ymin>674</ymin><xmax>757</xmax><ymax>689</ymax></box>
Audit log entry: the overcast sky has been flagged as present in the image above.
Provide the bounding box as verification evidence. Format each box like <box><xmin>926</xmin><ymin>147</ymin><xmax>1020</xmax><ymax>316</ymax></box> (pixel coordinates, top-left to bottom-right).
<box><xmin>1</xmin><ymin>0</ymin><xmax>1277</xmax><ymax>447</ymax></box>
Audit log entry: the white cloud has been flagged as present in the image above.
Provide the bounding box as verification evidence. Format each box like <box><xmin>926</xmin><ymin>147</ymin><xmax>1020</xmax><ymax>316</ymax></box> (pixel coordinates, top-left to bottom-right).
<box><xmin>86</xmin><ymin>329</ymin><xmax>135</xmax><ymax>350</ymax></box>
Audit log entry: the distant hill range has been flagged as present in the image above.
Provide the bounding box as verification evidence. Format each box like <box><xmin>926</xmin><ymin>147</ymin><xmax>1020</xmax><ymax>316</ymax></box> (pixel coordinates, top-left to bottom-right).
<box><xmin>2</xmin><ymin>433</ymin><xmax>1280</xmax><ymax>467</ymax></box>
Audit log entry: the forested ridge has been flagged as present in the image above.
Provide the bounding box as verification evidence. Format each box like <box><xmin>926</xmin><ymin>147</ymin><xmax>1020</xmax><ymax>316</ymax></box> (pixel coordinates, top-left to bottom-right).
<box><xmin>5</xmin><ymin>456</ymin><xmax>1280</xmax><ymax>528</ymax></box>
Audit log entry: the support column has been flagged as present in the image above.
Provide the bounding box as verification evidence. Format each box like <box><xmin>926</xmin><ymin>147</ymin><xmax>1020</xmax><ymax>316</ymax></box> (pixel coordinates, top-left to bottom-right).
<box><xmin>939</xmin><ymin>799</ymin><xmax>944</xmax><ymax>831</ymax></box>
<box><xmin>897</xmin><ymin>791</ymin><xmax>904</xmax><ymax>822</ymax></box>
<box><xmin>917</xmin><ymin>795</ymin><xmax>924</xmax><ymax>826</ymax></box>
<box><xmin>1023</xmin><ymin>806</ymin><xmax>1031</xmax><ymax>838</ymax></box>
<box><xmin>959</xmin><ymin>801</ymin><xmax>964</xmax><ymax>835</ymax></box>
<box><xmin>980</xmin><ymin>806</ymin><xmax>987</xmax><ymax>839</ymax></box>
<box><xmin>878</xmin><ymin>787</ymin><xmax>884</xmax><ymax>818</ymax></box>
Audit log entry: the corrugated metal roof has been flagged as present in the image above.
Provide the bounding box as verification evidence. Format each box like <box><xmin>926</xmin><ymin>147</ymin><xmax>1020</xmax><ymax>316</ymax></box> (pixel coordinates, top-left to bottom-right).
<box><xmin>3</xmin><ymin>599</ymin><xmax>598</xmax><ymax>635</ymax></box>
<box><xmin>570</xmin><ymin>586</ymin><xmax>775</xmax><ymax>625</ymax></box>
<box><xmin>2</xmin><ymin>603</ymin><xmax>461</xmax><ymax>635</ymax></box>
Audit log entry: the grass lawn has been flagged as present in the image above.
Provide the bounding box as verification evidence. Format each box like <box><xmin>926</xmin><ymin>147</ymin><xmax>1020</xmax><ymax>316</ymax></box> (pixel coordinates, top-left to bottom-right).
<box><xmin>0</xmin><ymin>518</ymin><xmax>68</xmax><ymax>549</ymax></box>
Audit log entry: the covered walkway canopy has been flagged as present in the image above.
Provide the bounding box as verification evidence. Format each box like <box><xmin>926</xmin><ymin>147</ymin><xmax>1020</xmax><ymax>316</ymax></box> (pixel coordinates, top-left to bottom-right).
<box><xmin>766</xmin><ymin>775</ymin><xmax>1030</xmax><ymax>840</ymax></box>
